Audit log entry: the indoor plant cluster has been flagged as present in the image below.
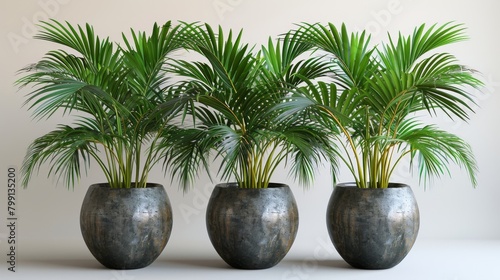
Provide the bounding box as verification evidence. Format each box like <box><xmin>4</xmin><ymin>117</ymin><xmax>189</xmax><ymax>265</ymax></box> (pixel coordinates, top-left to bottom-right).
<box><xmin>17</xmin><ymin>19</ymin><xmax>482</xmax><ymax>270</ymax></box>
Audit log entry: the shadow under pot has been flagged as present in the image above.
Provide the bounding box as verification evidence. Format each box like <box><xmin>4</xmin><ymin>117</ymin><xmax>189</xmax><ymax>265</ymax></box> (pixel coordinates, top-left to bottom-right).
<box><xmin>326</xmin><ymin>183</ymin><xmax>420</xmax><ymax>269</ymax></box>
<box><xmin>206</xmin><ymin>183</ymin><xmax>299</xmax><ymax>269</ymax></box>
<box><xmin>80</xmin><ymin>183</ymin><xmax>173</xmax><ymax>269</ymax></box>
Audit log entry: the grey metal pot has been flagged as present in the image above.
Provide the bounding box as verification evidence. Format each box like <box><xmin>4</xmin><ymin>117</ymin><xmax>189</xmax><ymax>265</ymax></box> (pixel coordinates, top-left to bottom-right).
<box><xmin>206</xmin><ymin>183</ymin><xmax>299</xmax><ymax>269</ymax></box>
<box><xmin>80</xmin><ymin>183</ymin><xmax>173</xmax><ymax>269</ymax></box>
<box><xmin>327</xmin><ymin>183</ymin><xmax>419</xmax><ymax>269</ymax></box>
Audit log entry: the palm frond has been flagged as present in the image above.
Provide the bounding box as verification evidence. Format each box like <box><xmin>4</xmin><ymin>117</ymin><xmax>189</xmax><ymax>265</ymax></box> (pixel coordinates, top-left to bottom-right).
<box><xmin>379</xmin><ymin>22</ymin><xmax>468</xmax><ymax>73</ymax></box>
<box><xmin>21</xmin><ymin>123</ymin><xmax>107</xmax><ymax>189</ymax></box>
<box><xmin>17</xmin><ymin>20</ymin><xmax>185</xmax><ymax>188</ymax></box>
<box><xmin>280</xmin><ymin>22</ymin><xmax>482</xmax><ymax>188</ymax></box>
<box><xmin>397</xmin><ymin>120</ymin><xmax>477</xmax><ymax>187</ymax></box>
<box><xmin>161</xmin><ymin>23</ymin><xmax>338</xmax><ymax>189</ymax></box>
<box><xmin>157</xmin><ymin>127</ymin><xmax>212</xmax><ymax>191</ymax></box>
<box><xmin>291</xmin><ymin>22</ymin><xmax>377</xmax><ymax>89</ymax></box>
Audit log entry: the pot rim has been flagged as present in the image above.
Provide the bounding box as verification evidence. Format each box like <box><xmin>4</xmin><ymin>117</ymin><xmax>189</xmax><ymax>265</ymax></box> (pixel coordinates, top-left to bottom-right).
<box><xmin>89</xmin><ymin>182</ymin><xmax>164</xmax><ymax>189</ymax></box>
<box><xmin>335</xmin><ymin>182</ymin><xmax>410</xmax><ymax>189</ymax></box>
<box><xmin>215</xmin><ymin>182</ymin><xmax>289</xmax><ymax>189</ymax></box>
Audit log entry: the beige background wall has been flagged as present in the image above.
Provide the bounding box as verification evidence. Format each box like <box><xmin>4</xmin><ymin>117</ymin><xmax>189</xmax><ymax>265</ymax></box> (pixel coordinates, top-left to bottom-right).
<box><xmin>1</xmin><ymin>0</ymin><xmax>499</xmax><ymax>259</ymax></box>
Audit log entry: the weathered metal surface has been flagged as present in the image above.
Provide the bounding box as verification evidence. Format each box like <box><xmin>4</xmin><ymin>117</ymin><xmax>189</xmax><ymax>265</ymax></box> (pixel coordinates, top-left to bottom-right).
<box><xmin>80</xmin><ymin>183</ymin><xmax>173</xmax><ymax>269</ymax></box>
<box><xmin>327</xmin><ymin>183</ymin><xmax>420</xmax><ymax>269</ymax></box>
<box><xmin>206</xmin><ymin>183</ymin><xmax>299</xmax><ymax>269</ymax></box>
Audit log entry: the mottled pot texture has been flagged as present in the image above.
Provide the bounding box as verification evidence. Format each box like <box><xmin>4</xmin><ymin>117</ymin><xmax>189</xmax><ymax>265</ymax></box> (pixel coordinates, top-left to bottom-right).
<box><xmin>327</xmin><ymin>183</ymin><xmax>419</xmax><ymax>269</ymax></box>
<box><xmin>206</xmin><ymin>183</ymin><xmax>299</xmax><ymax>269</ymax></box>
<box><xmin>80</xmin><ymin>183</ymin><xmax>173</xmax><ymax>269</ymax></box>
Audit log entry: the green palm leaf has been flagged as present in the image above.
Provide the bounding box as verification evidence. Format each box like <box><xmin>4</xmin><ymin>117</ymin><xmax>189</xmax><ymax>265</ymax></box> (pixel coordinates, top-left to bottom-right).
<box><xmin>280</xmin><ymin>22</ymin><xmax>482</xmax><ymax>188</ymax></box>
<box><xmin>21</xmin><ymin>123</ymin><xmax>106</xmax><ymax>188</ymax></box>
<box><xmin>17</xmin><ymin>20</ymin><xmax>185</xmax><ymax>189</ymax></box>
<box><xmin>161</xmin><ymin>23</ymin><xmax>334</xmax><ymax>189</ymax></box>
<box><xmin>397</xmin><ymin>120</ymin><xmax>477</xmax><ymax>186</ymax></box>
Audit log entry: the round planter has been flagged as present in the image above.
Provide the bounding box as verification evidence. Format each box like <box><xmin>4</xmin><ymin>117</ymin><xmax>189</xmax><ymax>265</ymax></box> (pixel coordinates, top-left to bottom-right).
<box><xmin>206</xmin><ymin>183</ymin><xmax>299</xmax><ymax>269</ymax></box>
<box><xmin>326</xmin><ymin>183</ymin><xmax>419</xmax><ymax>269</ymax></box>
<box><xmin>80</xmin><ymin>183</ymin><xmax>173</xmax><ymax>269</ymax></box>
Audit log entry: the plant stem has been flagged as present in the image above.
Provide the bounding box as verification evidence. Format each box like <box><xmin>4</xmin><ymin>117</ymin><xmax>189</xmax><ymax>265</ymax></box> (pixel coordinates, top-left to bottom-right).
<box><xmin>319</xmin><ymin>105</ymin><xmax>364</xmax><ymax>187</ymax></box>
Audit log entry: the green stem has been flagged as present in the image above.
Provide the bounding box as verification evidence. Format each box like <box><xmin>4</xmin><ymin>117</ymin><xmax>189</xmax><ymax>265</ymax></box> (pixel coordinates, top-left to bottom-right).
<box><xmin>387</xmin><ymin>149</ymin><xmax>413</xmax><ymax>180</ymax></box>
<box><xmin>261</xmin><ymin>141</ymin><xmax>280</xmax><ymax>188</ymax></box>
<box><xmin>319</xmin><ymin>106</ymin><xmax>364</xmax><ymax>187</ymax></box>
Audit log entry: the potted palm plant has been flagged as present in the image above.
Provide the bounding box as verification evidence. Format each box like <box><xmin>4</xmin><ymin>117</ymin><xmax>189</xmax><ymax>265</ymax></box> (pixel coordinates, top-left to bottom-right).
<box><xmin>16</xmin><ymin>20</ymin><xmax>187</xmax><ymax>269</ymax></box>
<box><xmin>277</xmin><ymin>22</ymin><xmax>483</xmax><ymax>269</ymax></box>
<box><xmin>156</xmin><ymin>23</ymin><xmax>331</xmax><ymax>269</ymax></box>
